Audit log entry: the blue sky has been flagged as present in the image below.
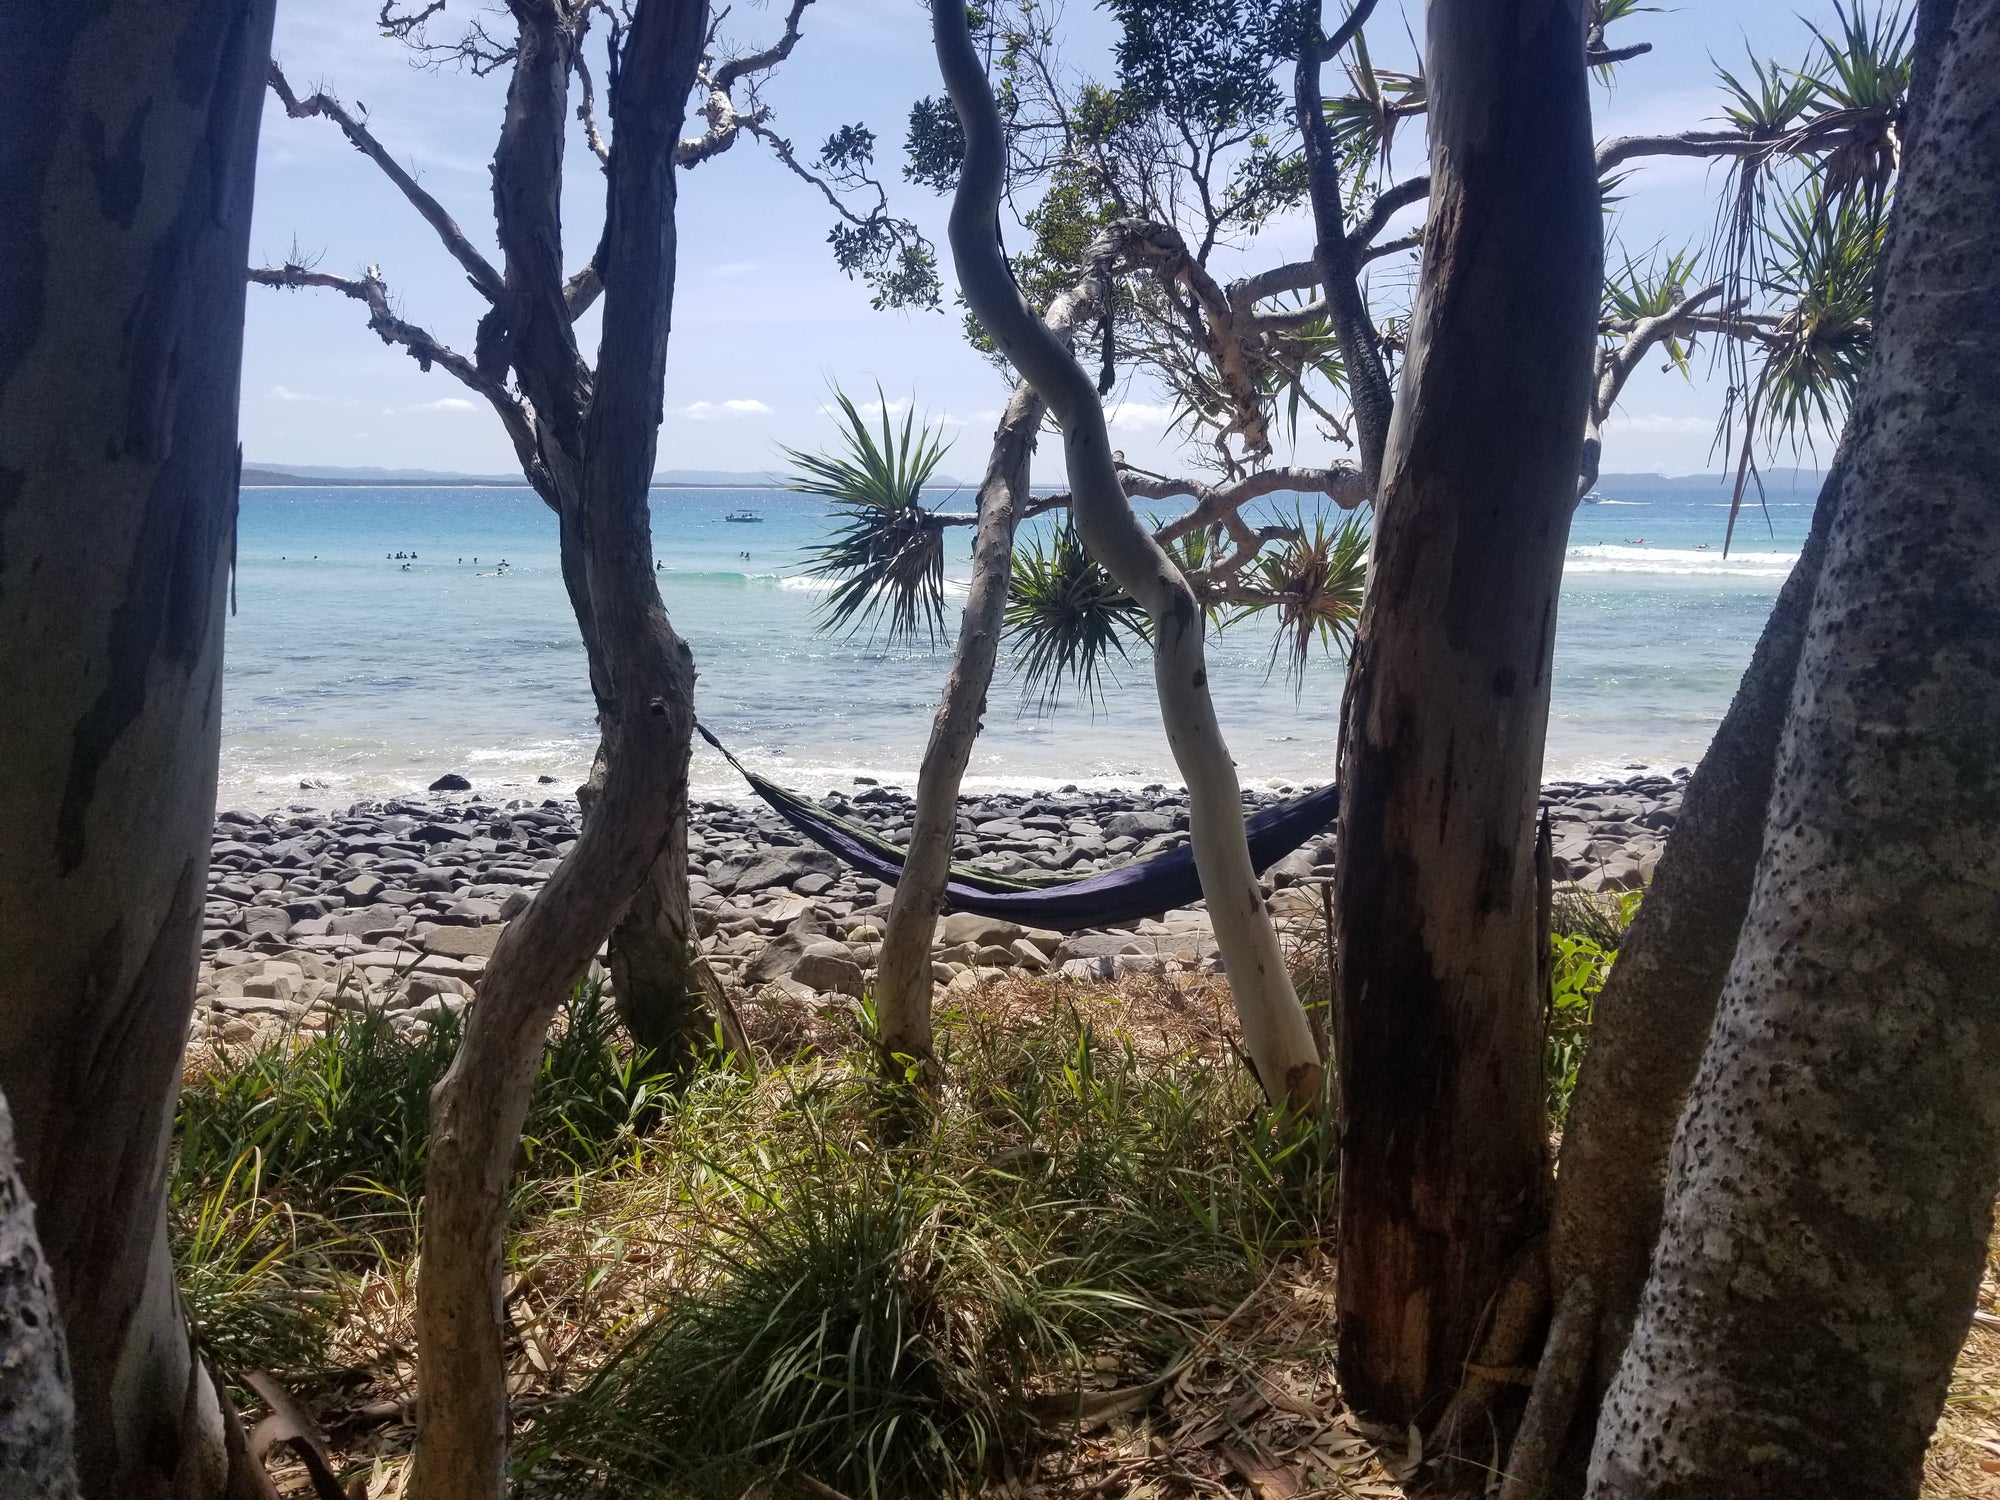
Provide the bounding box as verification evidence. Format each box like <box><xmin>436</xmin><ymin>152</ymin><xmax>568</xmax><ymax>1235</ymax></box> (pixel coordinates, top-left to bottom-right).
<box><xmin>243</xmin><ymin>0</ymin><xmax>1831</xmax><ymax>481</ymax></box>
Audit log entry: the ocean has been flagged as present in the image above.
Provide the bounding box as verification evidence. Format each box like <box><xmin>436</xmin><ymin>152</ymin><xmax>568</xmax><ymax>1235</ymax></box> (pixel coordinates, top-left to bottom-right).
<box><xmin>222</xmin><ymin>478</ymin><xmax>1816</xmax><ymax>810</ymax></box>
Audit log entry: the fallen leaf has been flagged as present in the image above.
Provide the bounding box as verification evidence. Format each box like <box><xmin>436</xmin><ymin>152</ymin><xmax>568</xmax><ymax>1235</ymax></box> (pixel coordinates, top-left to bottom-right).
<box><xmin>1220</xmin><ymin>1441</ymin><xmax>1303</xmax><ymax>1499</ymax></box>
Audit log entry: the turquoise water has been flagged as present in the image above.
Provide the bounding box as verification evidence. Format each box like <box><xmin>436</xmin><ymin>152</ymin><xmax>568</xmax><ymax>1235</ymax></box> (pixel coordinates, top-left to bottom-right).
<box><xmin>223</xmin><ymin>479</ymin><xmax>1814</xmax><ymax>809</ymax></box>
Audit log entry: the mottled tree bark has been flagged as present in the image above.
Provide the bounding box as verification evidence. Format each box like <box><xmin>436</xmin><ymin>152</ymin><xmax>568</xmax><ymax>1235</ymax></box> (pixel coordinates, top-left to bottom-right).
<box><xmin>1329</xmin><ymin>0</ymin><xmax>1601</xmax><ymax>1424</ymax></box>
<box><xmin>933</xmin><ymin>0</ymin><xmax>1323</xmax><ymax>1108</ymax></box>
<box><xmin>410</xmin><ymin>2</ymin><xmax>709</xmax><ymax>1497</ymax></box>
<box><xmin>1589</xmin><ymin>5</ymin><xmax>2000</xmax><ymax>1493</ymax></box>
<box><xmin>1547</xmin><ymin>450</ymin><xmax>1841</xmax><ymax>1394</ymax></box>
<box><xmin>0</xmin><ymin>5</ymin><xmax>278</xmax><ymax>1496</ymax></box>
<box><xmin>0</xmin><ymin>1088</ymin><xmax>81</xmax><ymax>1499</ymax></box>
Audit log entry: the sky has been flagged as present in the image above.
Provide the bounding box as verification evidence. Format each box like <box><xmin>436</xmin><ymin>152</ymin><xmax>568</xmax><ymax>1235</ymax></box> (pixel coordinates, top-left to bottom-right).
<box><xmin>243</xmin><ymin>0</ymin><xmax>1836</xmax><ymax>483</ymax></box>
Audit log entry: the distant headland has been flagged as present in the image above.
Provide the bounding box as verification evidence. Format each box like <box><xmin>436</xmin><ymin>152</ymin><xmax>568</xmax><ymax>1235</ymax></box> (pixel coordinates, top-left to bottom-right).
<box><xmin>242</xmin><ymin>461</ymin><xmax>1825</xmax><ymax>494</ymax></box>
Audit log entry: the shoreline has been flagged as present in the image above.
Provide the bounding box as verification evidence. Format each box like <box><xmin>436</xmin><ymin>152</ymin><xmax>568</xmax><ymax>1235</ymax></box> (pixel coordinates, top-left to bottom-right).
<box><xmin>193</xmin><ymin>769</ymin><xmax>1686</xmax><ymax>1046</ymax></box>
<box><xmin>215</xmin><ymin>753</ymin><xmax>1697</xmax><ymax>820</ymax></box>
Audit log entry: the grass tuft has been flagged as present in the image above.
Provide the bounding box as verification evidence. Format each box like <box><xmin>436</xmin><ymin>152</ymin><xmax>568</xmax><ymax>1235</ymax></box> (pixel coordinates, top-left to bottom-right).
<box><xmin>516</xmin><ymin>1002</ymin><xmax>1331</xmax><ymax>1498</ymax></box>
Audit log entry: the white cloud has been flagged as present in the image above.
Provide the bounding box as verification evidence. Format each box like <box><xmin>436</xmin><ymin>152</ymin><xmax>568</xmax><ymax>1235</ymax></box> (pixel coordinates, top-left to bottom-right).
<box><xmin>681</xmin><ymin>398</ymin><xmax>773</xmax><ymax>421</ymax></box>
<box><xmin>1605</xmin><ymin>413</ymin><xmax>1713</xmax><ymax>436</ymax></box>
<box><xmin>408</xmin><ymin>396</ymin><xmax>478</xmax><ymax>413</ymax></box>
<box><xmin>270</xmin><ymin>384</ymin><xmax>320</xmax><ymax>403</ymax></box>
<box><xmin>1104</xmin><ymin>401</ymin><xmax>1175</xmax><ymax>432</ymax></box>
<box><xmin>836</xmin><ymin>396</ymin><xmax>911</xmax><ymax>420</ymax></box>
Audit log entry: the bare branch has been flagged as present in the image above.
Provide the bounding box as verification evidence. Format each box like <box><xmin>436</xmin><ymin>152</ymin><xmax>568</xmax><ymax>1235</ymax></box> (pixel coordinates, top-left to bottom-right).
<box><xmin>574</xmin><ymin>45</ymin><xmax>610</xmax><ymax>166</ymax></box>
<box><xmin>1594</xmin><ymin>280</ymin><xmax>1727</xmax><ymax>421</ymax></box>
<box><xmin>710</xmin><ymin>0</ymin><xmax>812</xmax><ymax>92</ymax></box>
<box><xmin>1587</xmin><ymin>40</ymin><xmax>1653</xmax><ymax>66</ymax></box>
<box><xmin>564</xmin><ymin>258</ymin><xmax>604</xmax><ymax>321</ymax></box>
<box><xmin>1596</xmin><ymin>130</ymin><xmax>1765</xmax><ymax>175</ymax></box>
<box><xmin>1321</xmin><ymin>0</ymin><xmax>1380</xmax><ymax>62</ymax></box>
<box><xmin>266</xmin><ymin>63</ymin><xmax>505</xmax><ymax>301</ymax></box>
<box><xmin>1350</xmin><ymin>174</ymin><xmax>1431</xmax><ymax>250</ymax></box>
<box><xmin>1029</xmin><ymin>464</ymin><xmax>1368</xmax><ymax>531</ymax></box>
<box><xmin>246</xmin><ymin>261</ymin><xmax>548</xmax><ymax>494</ymax></box>
<box><xmin>676</xmin><ymin>0</ymin><xmax>814</xmax><ymax>166</ymax></box>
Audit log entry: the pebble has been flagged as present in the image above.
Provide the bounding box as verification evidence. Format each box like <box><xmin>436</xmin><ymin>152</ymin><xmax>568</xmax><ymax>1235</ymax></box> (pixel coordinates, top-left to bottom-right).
<box><xmin>191</xmin><ymin>769</ymin><xmax>1688</xmax><ymax>1038</ymax></box>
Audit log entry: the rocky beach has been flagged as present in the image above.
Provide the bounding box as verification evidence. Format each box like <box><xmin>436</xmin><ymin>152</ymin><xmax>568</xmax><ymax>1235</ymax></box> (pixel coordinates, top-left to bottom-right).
<box><xmin>193</xmin><ymin>769</ymin><xmax>1689</xmax><ymax>1047</ymax></box>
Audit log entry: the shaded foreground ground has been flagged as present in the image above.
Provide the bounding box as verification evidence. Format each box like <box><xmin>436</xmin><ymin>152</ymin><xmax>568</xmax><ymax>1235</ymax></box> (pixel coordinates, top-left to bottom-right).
<box><xmin>175</xmin><ymin>962</ymin><xmax>2000</xmax><ymax>1499</ymax></box>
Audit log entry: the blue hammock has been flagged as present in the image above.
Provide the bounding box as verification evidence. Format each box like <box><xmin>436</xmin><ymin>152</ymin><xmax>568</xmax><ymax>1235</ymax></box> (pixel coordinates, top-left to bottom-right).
<box><xmin>698</xmin><ymin>723</ymin><xmax>1339</xmax><ymax>933</ymax></box>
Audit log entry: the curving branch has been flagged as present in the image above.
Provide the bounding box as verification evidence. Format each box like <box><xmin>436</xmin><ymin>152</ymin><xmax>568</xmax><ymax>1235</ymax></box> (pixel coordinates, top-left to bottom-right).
<box><xmin>1596</xmin><ymin>130</ymin><xmax>1765</xmax><ymax>175</ymax></box>
<box><xmin>1350</xmin><ymin>174</ymin><xmax>1431</xmax><ymax>250</ymax></box>
<box><xmin>1576</xmin><ymin>279</ymin><xmax>1729</xmax><ymax>498</ymax></box>
<box><xmin>1026</xmin><ymin>463</ymin><xmax>1367</xmax><ymax>541</ymax></box>
<box><xmin>1294</xmin><ymin>14</ymin><xmax>1396</xmax><ymax>491</ymax></box>
<box><xmin>246</xmin><ymin>261</ymin><xmax>549</xmax><ymax>494</ymax></box>
<box><xmin>574</xmin><ymin>42</ymin><xmax>611</xmax><ymax>165</ymax></box>
<box><xmin>935</xmin><ymin>0</ymin><xmax>1322</xmax><ymax>1107</ymax></box>
<box><xmin>266</xmin><ymin>63</ymin><xmax>506</xmax><ymax>301</ymax></box>
<box><xmin>676</xmin><ymin>0</ymin><xmax>813</xmax><ymax>165</ymax></box>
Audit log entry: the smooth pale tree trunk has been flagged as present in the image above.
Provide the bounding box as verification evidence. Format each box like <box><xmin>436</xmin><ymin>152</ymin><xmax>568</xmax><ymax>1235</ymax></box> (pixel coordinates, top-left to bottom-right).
<box><xmin>0</xmin><ymin>1088</ymin><xmax>81</xmax><ymax>1499</ymax></box>
<box><xmin>874</xmin><ymin>280</ymin><xmax>1103</xmax><ymax>1064</ymax></box>
<box><xmin>410</xmin><ymin>2</ymin><xmax>709</xmax><ymax>1496</ymax></box>
<box><xmin>1329</xmin><ymin>0</ymin><xmax>1600</xmax><ymax>1424</ymax></box>
<box><xmin>0</xmin><ymin>5</ymin><xmax>278</xmax><ymax>1497</ymax></box>
<box><xmin>873</xmin><ymin>375</ymin><xmax>1044</xmax><ymax>1062</ymax></box>
<box><xmin>932</xmin><ymin>0</ymin><xmax>1322</xmax><ymax>1109</ymax></box>
<box><xmin>1589</xmin><ymin>7</ymin><xmax>2000</xmax><ymax>1496</ymax></box>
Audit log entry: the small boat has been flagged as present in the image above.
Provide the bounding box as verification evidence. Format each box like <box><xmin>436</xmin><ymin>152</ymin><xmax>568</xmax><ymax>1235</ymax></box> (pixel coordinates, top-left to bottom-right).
<box><xmin>1580</xmin><ymin>491</ymin><xmax>1607</xmax><ymax>504</ymax></box>
<box><xmin>724</xmin><ymin>509</ymin><xmax>764</xmax><ymax>523</ymax></box>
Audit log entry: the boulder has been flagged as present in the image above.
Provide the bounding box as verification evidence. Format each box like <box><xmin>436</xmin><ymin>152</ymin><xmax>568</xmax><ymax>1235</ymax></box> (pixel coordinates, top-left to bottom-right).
<box><xmin>429</xmin><ymin>773</ymin><xmax>472</xmax><ymax>792</ymax></box>
<box><xmin>1103</xmin><ymin>810</ymin><xmax>1174</xmax><ymax>840</ymax></box>
<box><xmin>792</xmin><ymin>943</ymin><xmax>865</xmax><ymax>997</ymax></box>
<box><xmin>935</xmin><ymin>912</ymin><xmax>1025</xmax><ymax>950</ymax></box>
<box><xmin>726</xmin><ymin>848</ymin><xmax>841</xmax><ymax>895</ymax></box>
<box><xmin>424</xmin><ymin>925</ymin><xmax>503</xmax><ymax>959</ymax></box>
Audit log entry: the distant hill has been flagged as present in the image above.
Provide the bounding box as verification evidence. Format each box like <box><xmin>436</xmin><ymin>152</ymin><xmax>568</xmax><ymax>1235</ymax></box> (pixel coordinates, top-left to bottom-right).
<box><xmin>241</xmin><ymin>461</ymin><xmax>981</xmax><ymax>489</ymax></box>
<box><xmin>243</xmin><ymin>460</ymin><xmax>1820</xmax><ymax>497</ymax></box>
<box><xmin>1593</xmin><ymin>468</ymin><xmax>1824</xmax><ymax>495</ymax></box>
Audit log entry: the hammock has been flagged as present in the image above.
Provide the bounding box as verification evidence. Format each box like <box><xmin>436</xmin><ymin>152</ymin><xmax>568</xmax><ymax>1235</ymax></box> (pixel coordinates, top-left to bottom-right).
<box><xmin>697</xmin><ymin>723</ymin><xmax>1339</xmax><ymax>933</ymax></box>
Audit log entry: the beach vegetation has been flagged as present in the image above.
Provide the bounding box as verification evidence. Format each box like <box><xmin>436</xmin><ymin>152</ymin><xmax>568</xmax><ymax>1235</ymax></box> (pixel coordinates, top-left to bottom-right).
<box><xmin>789</xmin><ymin>386</ymin><xmax>956</xmax><ymax>646</ymax></box>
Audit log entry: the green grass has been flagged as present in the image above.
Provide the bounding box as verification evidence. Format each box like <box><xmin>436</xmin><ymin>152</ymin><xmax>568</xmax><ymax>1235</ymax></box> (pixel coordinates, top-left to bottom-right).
<box><xmin>171</xmin><ymin>982</ymin><xmax>691</xmax><ymax>1387</ymax></box>
<box><xmin>169</xmin><ymin>977</ymin><xmax>1330</xmax><ymax>1495</ymax></box>
<box><xmin>176</xmin><ymin>983</ymin><xmax>682</xmax><ymax>1226</ymax></box>
<box><xmin>1545</xmin><ymin>886</ymin><xmax>1642</xmax><ymax>1124</ymax></box>
<box><xmin>516</xmin><ymin>1003</ymin><xmax>1332</xmax><ymax>1498</ymax></box>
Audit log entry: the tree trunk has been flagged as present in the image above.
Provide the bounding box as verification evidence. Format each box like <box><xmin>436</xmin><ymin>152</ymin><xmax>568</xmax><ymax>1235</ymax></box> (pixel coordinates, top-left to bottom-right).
<box><xmin>410</xmin><ymin>2</ymin><xmax>709</xmax><ymax>1496</ymax></box>
<box><xmin>1329</xmin><ymin>0</ymin><xmax>1600</xmax><ymax>1424</ymax></box>
<box><xmin>0</xmin><ymin>5</ymin><xmax>279</xmax><ymax>1497</ymax></box>
<box><xmin>873</xmin><ymin>374</ymin><xmax>1043</xmax><ymax>1063</ymax></box>
<box><xmin>1545</xmin><ymin>453</ymin><xmax>1840</xmax><ymax>1398</ymax></box>
<box><xmin>597</xmin><ymin>763</ymin><xmax>710</xmax><ymax>1062</ymax></box>
<box><xmin>933</xmin><ymin>0</ymin><xmax>1322</xmax><ymax>1109</ymax></box>
<box><xmin>1588</xmin><ymin>7</ymin><xmax>2000</xmax><ymax>1495</ymax></box>
<box><xmin>1294</xmin><ymin>8</ymin><xmax>1394</xmax><ymax>493</ymax></box>
<box><xmin>0</xmin><ymin>1087</ymin><xmax>81</xmax><ymax>1499</ymax></box>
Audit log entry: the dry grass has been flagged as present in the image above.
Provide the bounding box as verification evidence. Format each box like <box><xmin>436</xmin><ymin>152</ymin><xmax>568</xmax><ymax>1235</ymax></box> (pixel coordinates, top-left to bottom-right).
<box><xmin>1926</xmin><ymin>1243</ymin><xmax>2000</xmax><ymax>1499</ymax></box>
<box><xmin>199</xmin><ymin>971</ymin><xmax>2000</xmax><ymax>1500</ymax></box>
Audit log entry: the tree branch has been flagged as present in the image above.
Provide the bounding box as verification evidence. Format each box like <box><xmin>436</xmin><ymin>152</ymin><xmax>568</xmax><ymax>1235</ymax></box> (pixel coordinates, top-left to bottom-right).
<box><xmin>246</xmin><ymin>262</ymin><xmax>547</xmax><ymax>493</ymax></box>
<box><xmin>1321</xmin><ymin>0</ymin><xmax>1379</xmax><ymax>62</ymax></box>
<box><xmin>1350</xmin><ymin>174</ymin><xmax>1431</xmax><ymax>250</ymax></box>
<box><xmin>1596</xmin><ymin>130</ymin><xmax>1764</xmax><ymax>174</ymax></box>
<box><xmin>266</xmin><ymin>63</ymin><xmax>505</xmax><ymax>301</ymax></box>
